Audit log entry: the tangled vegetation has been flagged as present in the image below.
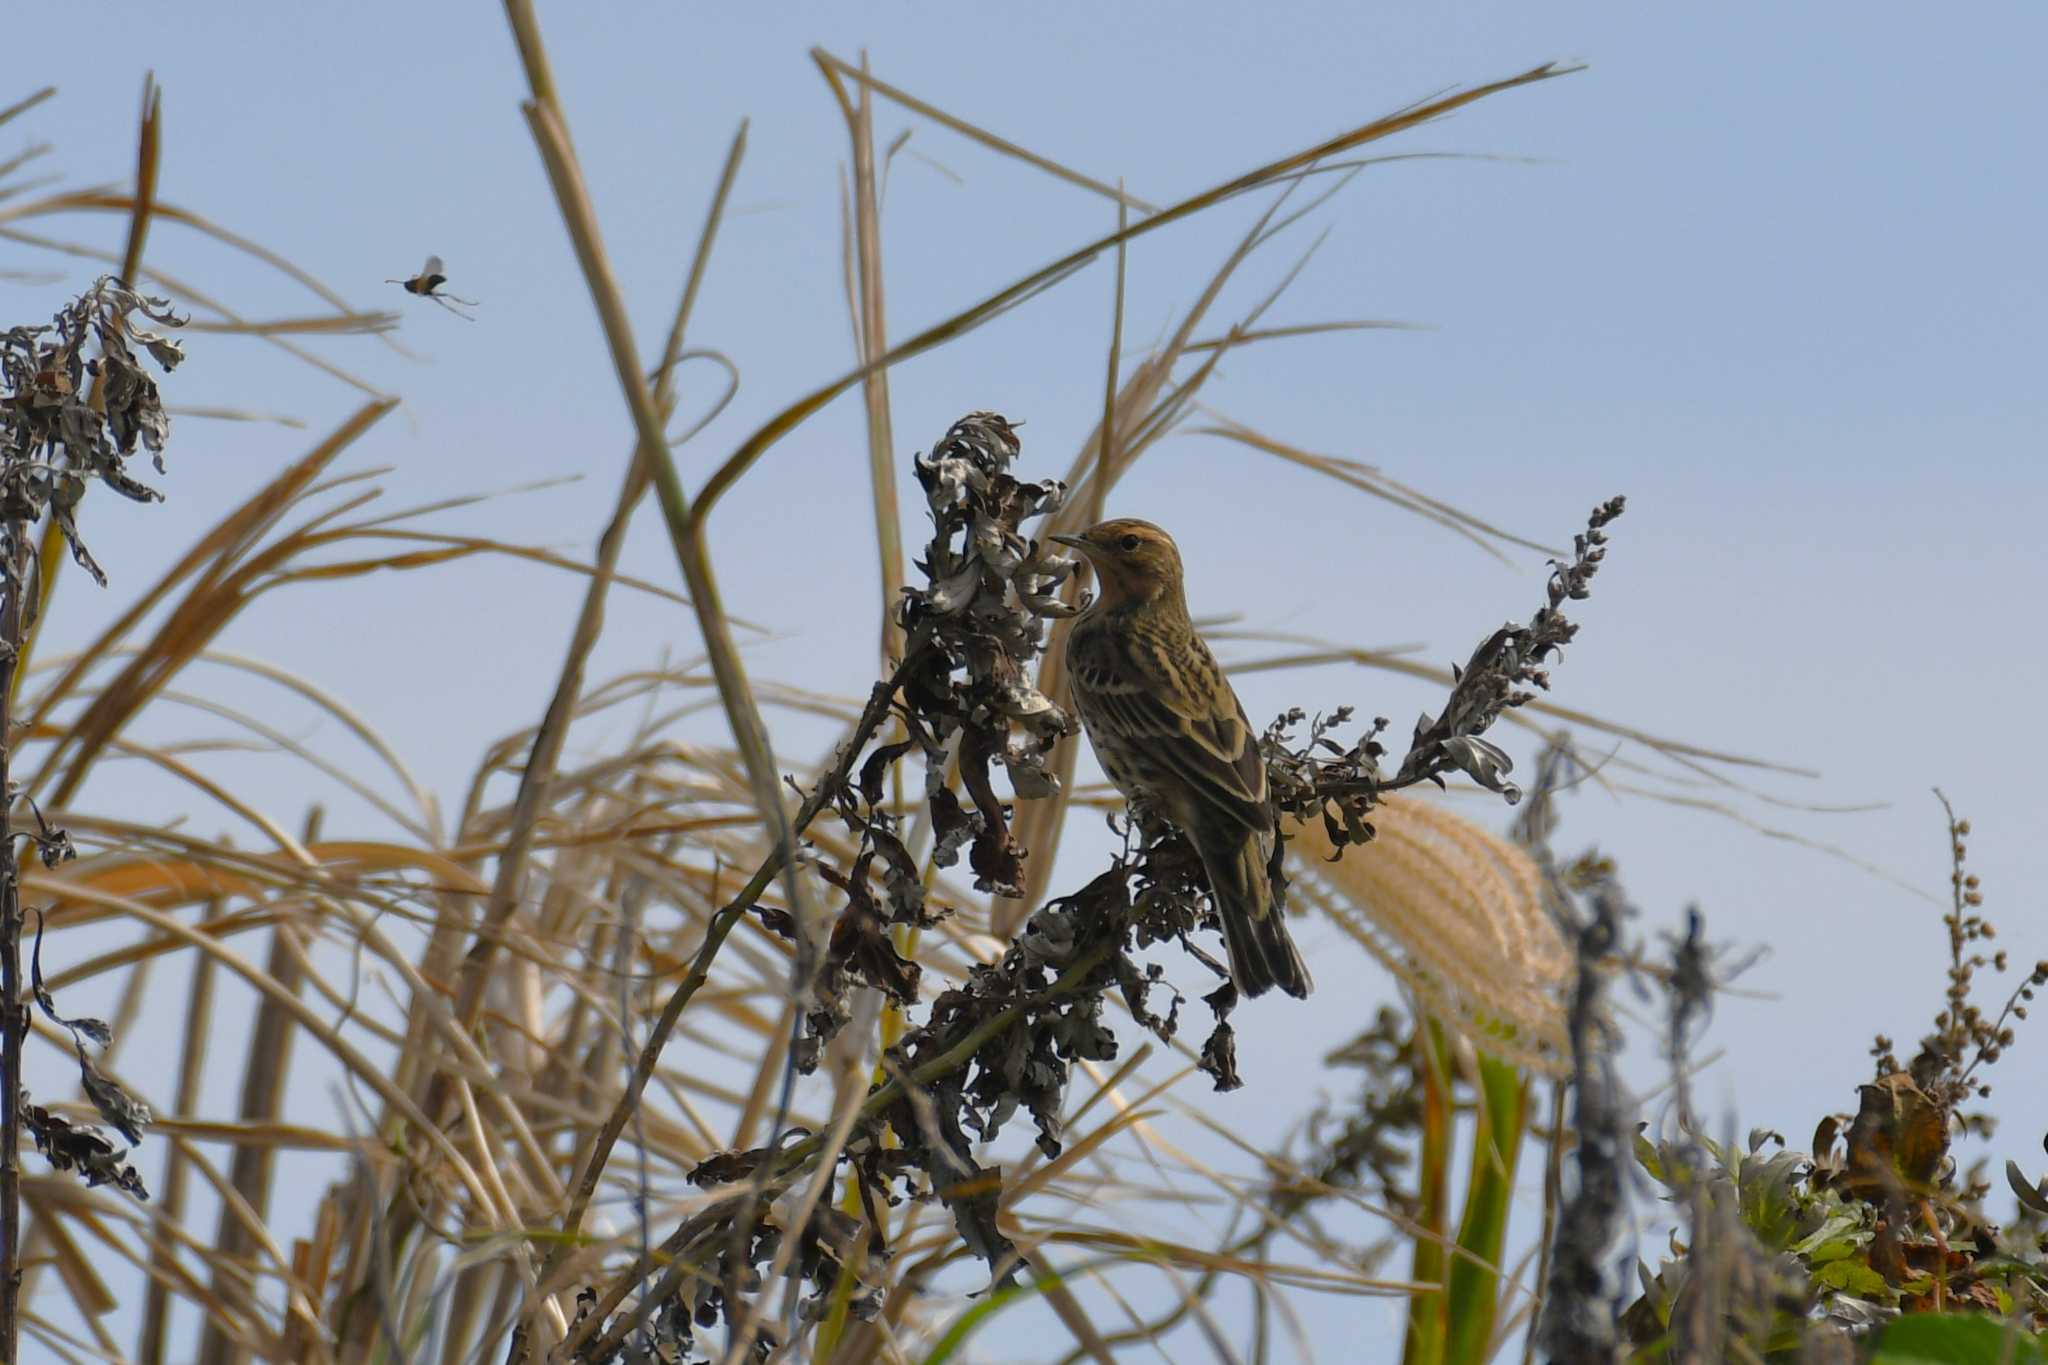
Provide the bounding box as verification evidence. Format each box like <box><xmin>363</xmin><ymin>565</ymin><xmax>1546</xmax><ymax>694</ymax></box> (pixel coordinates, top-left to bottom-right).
<box><xmin>0</xmin><ymin>10</ymin><xmax>2035</xmax><ymax>1365</ymax></box>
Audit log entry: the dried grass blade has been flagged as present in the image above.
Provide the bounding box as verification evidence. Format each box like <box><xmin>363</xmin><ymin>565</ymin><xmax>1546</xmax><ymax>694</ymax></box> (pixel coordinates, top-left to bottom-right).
<box><xmin>27</xmin><ymin>398</ymin><xmax>396</xmax><ymax>799</ymax></box>
<box><xmin>180</xmin><ymin>312</ymin><xmax>399</xmax><ymax>336</ymax></box>
<box><xmin>513</xmin><ymin>90</ymin><xmax>804</xmax><ymax>932</ymax></box>
<box><xmin>812</xmin><ymin>50</ymin><xmax>1154</xmax><ymax>213</ymax></box>
<box><xmin>117</xmin><ymin>76</ymin><xmax>161</xmax><ymax>289</ymax></box>
<box><xmin>688</xmin><ymin>62</ymin><xmax>1578</xmax><ymax>536</ymax></box>
<box><xmin>0</xmin><ymin>144</ymin><xmax>53</xmax><ymax>187</ymax></box>
<box><xmin>40</xmin><ymin>647</ymin><xmax>438</xmax><ymax>841</ymax></box>
<box><xmin>163</xmin><ymin>405</ymin><xmax>307</xmax><ymax>428</ymax></box>
<box><xmin>280</xmin><ymin>524</ymin><xmax>704</xmax><ymax>609</ymax></box>
<box><xmin>22</xmin><ymin>878</ymin><xmax>499</xmax><ymax>1211</ymax></box>
<box><xmin>442</xmin><ymin>108</ymin><xmax>744</xmax><ymax>1051</ymax></box>
<box><xmin>1194</xmin><ymin>415</ymin><xmax>1552</xmax><ymax>558</ymax></box>
<box><xmin>23</xmin><ymin>1189</ymin><xmax>116</xmax><ymax>1321</ymax></box>
<box><xmin>137</xmin><ymin>919</ymin><xmax>214</xmax><ymax>1365</ymax></box>
<box><xmin>817</xmin><ymin>51</ymin><xmax>905</xmax><ymax>665</ymax></box>
<box><xmin>197</xmin><ymin>875</ymin><xmax>310</xmax><ymax>1364</ymax></box>
<box><xmin>0</xmin><ymin>89</ymin><xmax>56</xmax><ymax>131</ymax></box>
<box><xmin>0</xmin><ymin>222</ymin><xmax>392</xmax><ymax>397</ymax></box>
<box><xmin>502</xmin><ymin>23</ymin><xmax>816</xmax><ymax>1352</ymax></box>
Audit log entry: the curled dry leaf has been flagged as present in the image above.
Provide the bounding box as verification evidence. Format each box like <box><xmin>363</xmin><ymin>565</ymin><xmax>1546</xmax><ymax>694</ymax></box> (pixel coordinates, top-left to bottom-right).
<box><xmin>896</xmin><ymin>412</ymin><xmax>1081</xmax><ymax>897</ymax></box>
<box><xmin>23</xmin><ymin>1100</ymin><xmax>146</xmax><ymax>1201</ymax></box>
<box><xmin>74</xmin><ymin>1037</ymin><xmax>152</xmax><ymax>1147</ymax></box>
<box><xmin>0</xmin><ymin>275</ymin><xmax>184</xmax><ymax>585</ymax></box>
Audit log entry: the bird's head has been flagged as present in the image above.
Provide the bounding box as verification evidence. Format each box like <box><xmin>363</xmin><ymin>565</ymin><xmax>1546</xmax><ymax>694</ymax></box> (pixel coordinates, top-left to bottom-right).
<box><xmin>1051</xmin><ymin>518</ymin><xmax>1185</xmax><ymax>608</ymax></box>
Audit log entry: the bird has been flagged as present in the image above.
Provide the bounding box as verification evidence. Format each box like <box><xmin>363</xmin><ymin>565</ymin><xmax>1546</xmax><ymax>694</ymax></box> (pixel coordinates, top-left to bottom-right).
<box><xmin>385</xmin><ymin>255</ymin><xmax>479</xmax><ymax>319</ymax></box>
<box><xmin>1050</xmin><ymin>518</ymin><xmax>1312</xmax><ymax>999</ymax></box>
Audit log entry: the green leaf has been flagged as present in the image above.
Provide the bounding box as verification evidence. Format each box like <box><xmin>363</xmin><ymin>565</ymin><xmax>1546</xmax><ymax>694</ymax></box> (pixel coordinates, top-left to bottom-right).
<box><xmin>1737</xmin><ymin>1148</ymin><xmax>1809</xmax><ymax>1251</ymax></box>
<box><xmin>1634</xmin><ymin>1126</ymin><xmax>1667</xmax><ymax>1185</ymax></box>
<box><xmin>1443</xmin><ymin>1052</ymin><xmax>1527</xmax><ymax>1365</ymax></box>
<box><xmin>1804</xmin><ymin>1238</ymin><xmax>1865</xmax><ymax>1266</ymax></box>
<box><xmin>1789</xmin><ymin>1209</ymin><xmax>1867</xmax><ymax>1262</ymax></box>
<box><xmin>1403</xmin><ymin>1021</ymin><xmax>1455</xmax><ymax>1365</ymax></box>
<box><xmin>1811</xmin><ymin>1257</ymin><xmax>1890</xmax><ymax>1297</ymax></box>
<box><xmin>1868</xmin><ymin>1313</ymin><xmax>2047</xmax><ymax>1365</ymax></box>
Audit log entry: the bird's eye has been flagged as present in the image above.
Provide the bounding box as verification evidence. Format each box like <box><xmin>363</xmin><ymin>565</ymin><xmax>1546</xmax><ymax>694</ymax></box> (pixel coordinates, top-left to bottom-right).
<box><xmin>1118</xmin><ymin>534</ymin><xmax>1142</xmax><ymax>552</ymax></box>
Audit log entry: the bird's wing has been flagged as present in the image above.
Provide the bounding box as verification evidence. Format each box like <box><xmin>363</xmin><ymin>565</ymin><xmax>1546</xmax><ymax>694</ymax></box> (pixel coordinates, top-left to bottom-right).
<box><xmin>1071</xmin><ymin>623</ymin><xmax>1268</xmax><ymax>831</ymax></box>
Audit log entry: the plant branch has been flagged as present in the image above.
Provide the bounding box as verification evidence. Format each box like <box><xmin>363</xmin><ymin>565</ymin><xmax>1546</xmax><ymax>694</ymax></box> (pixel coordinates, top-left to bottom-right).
<box><xmin>0</xmin><ymin>534</ymin><xmax>25</xmax><ymax>1363</ymax></box>
<box><xmin>530</xmin><ymin>658</ymin><xmax>918</xmax><ymax>1315</ymax></box>
<box><xmin>560</xmin><ymin>934</ymin><xmax>1124</xmax><ymax>1363</ymax></box>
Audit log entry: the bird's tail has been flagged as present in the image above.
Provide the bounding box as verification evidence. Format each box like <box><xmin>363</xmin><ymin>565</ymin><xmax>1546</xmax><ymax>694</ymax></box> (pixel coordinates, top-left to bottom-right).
<box><xmin>1203</xmin><ymin>829</ymin><xmax>1312</xmax><ymax>999</ymax></box>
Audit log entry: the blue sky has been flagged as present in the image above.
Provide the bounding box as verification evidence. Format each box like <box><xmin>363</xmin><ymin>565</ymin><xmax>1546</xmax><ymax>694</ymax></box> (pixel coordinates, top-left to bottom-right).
<box><xmin>9</xmin><ymin>2</ymin><xmax>2048</xmax><ymax>1359</ymax></box>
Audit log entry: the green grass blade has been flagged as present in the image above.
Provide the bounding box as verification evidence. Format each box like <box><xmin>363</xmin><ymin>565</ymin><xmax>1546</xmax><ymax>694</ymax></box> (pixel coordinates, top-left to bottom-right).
<box><xmin>920</xmin><ymin>1259</ymin><xmax>1120</xmax><ymax>1365</ymax></box>
<box><xmin>1444</xmin><ymin>1051</ymin><xmax>1528</xmax><ymax>1365</ymax></box>
<box><xmin>1404</xmin><ymin>1020</ymin><xmax>1454</xmax><ymax>1365</ymax></box>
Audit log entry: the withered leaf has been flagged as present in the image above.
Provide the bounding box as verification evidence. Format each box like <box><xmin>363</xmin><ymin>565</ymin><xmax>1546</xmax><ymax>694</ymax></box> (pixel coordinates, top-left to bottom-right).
<box><xmin>858</xmin><ymin>738</ymin><xmax>916</xmax><ymax>808</ymax></box>
<box><xmin>936</xmin><ymin>1157</ymin><xmax>1021</xmax><ymax>1291</ymax></box>
<box><xmin>24</xmin><ymin>1101</ymin><xmax>148</xmax><ymax>1200</ymax></box>
<box><xmin>1200</xmin><ymin>1020</ymin><xmax>1243</xmax><ymax>1093</ymax></box>
<box><xmin>2007</xmin><ymin>1160</ymin><xmax>2048</xmax><ymax>1216</ymax></box>
<box><xmin>867</xmin><ymin>826</ymin><xmax>931</xmax><ymax>926</ymax></box>
<box><xmin>29</xmin><ymin>910</ymin><xmax>111</xmax><ymax>1046</ymax></box>
<box><xmin>961</xmin><ymin>732</ymin><xmax>1024</xmax><ymax>898</ymax></box>
<box><xmin>1843</xmin><ymin>1071</ymin><xmax>1948</xmax><ymax>1196</ymax></box>
<box><xmin>1438</xmin><ymin>734</ymin><xmax>1520</xmax><ymax>803</ymax></box>
<box><xmin>927</xmin><ymin>783</ymin><xmax>980</xmax><ymax>869</ymax></box>
<box><xmin>688</xmin><ymin>1146</ymin><xmax>774</xmax><ymax>1187</ymax></box>
<box><xmin>73</xmin><ymin>1037</ymin><xmax>150</xmax><ymax>1145</ymax></box>
<box><xmin>820</xmin><ymin>861</ymin><xmax>921</xmax><ymax>1004</ymax></box>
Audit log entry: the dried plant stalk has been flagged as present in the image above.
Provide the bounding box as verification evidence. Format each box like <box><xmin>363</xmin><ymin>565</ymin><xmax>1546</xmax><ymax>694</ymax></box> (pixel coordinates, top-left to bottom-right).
<box><xmin>4</xmin><ymin>47</ymin><xmax>1880</xmax><ymax>1365</ymax></box>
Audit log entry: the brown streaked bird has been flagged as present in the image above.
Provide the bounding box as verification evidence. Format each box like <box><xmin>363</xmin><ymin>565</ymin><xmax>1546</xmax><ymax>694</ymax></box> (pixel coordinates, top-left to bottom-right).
<box><xmin>1051</xmin><ymin>518</ymin><xmax>1312</xmax><ymax>999</ymax></box>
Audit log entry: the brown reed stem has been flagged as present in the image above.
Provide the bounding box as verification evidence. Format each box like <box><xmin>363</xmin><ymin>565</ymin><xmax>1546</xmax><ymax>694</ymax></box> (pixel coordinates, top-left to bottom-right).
<box><xmin>0</xmin><ymin>533</ymin><xmax>25</xmax><ymax>1364</ymax></box>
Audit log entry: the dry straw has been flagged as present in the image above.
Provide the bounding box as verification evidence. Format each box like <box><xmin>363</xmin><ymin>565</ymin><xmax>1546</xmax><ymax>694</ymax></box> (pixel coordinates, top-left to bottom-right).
<box><xmin>0</xmin><ymin>24</ymin><xmax>1836</xmax><ymax>1365</ymax></box>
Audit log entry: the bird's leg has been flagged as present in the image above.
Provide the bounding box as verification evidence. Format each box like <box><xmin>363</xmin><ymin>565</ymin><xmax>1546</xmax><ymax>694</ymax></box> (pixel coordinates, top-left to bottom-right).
<box><xmin>1125</xmin><ymin>793</ymin><xmax>1173</xmax><ymax>849</ymax></box>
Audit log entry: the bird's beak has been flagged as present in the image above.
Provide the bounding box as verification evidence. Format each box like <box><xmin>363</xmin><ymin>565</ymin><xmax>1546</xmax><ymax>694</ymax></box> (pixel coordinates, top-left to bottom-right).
<box><xmin>1049</xmin><ymin>533</ymin><xmax>1087</xmax><ymax>551</ymax></box>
